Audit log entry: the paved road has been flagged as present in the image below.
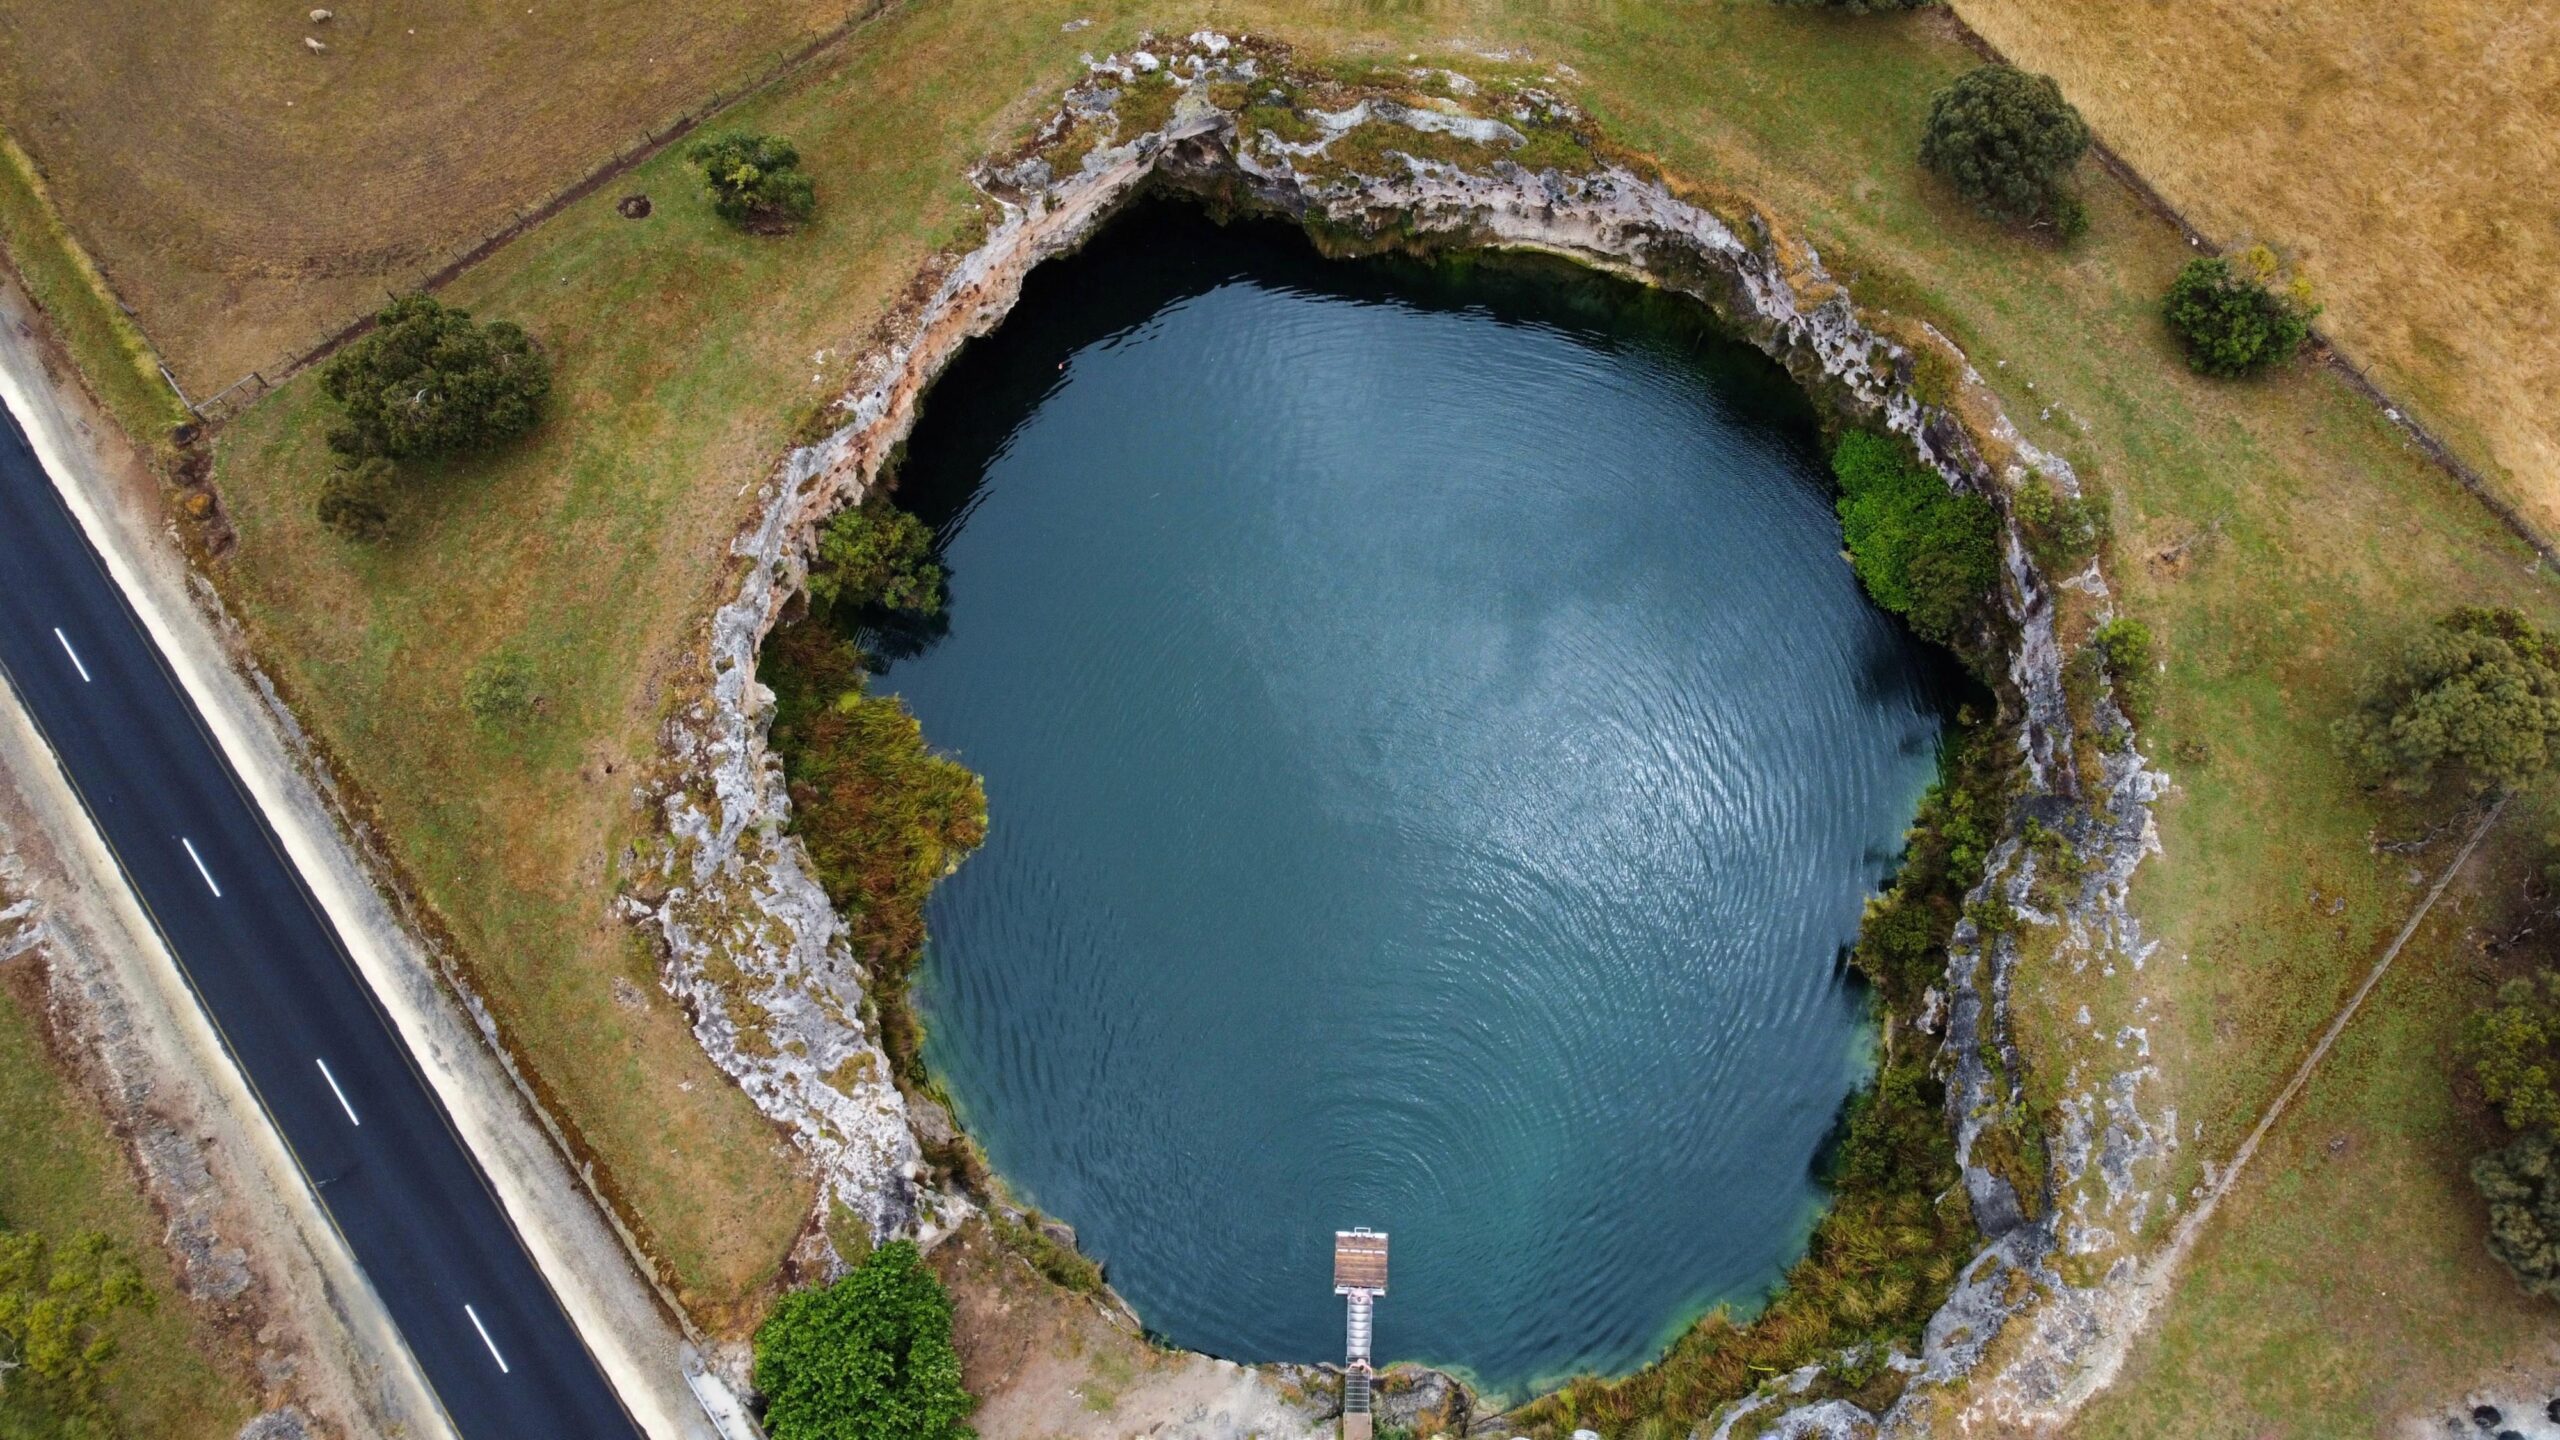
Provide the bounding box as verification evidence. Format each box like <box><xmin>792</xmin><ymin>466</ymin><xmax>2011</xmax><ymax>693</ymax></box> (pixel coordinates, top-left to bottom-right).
<box><xmin>0</xmin><ymin>399</ymin><xmax>642</xmax><ymax>1440</ymax></box>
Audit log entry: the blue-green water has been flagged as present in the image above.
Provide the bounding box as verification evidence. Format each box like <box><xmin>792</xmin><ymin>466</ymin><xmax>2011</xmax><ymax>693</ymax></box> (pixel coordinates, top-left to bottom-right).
<box><xmin>874</xmin><ymin>204</ymin><xmax>1949</xmax><ymax>1397</ymax></box>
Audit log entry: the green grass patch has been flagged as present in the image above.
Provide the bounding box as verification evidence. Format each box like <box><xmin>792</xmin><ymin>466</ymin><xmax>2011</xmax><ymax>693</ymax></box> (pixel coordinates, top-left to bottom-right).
<box><xmin>0</xmin><ymin>137</ymin><xmax>191</xmax><ymax>459</ymax></box>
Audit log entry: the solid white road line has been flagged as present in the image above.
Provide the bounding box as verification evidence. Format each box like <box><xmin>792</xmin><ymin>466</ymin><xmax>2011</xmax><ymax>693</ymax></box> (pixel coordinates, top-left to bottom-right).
<box><xmin>179</xmin><ymin>836</ymin><xmax>221</xmax><ymax>897</ymax></box>
<box><xmin>51</xmin><ymin>627</ymin><xmax>90</xmax><ymax>683</ymax></box>
<box><xmin>314</xmin><ymin>1057</ymin><xmax>361</xmax><ymax>1127</ymax></box>
<box><xmin>464</xmin><ymin>1304</ymin><xmax>511</xmax><ymax>1374</ymax></box>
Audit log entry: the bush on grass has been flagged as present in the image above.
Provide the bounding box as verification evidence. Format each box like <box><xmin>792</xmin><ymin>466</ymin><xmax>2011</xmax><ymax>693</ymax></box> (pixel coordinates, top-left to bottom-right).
<box><xmin>315</xmin><ymin>456</ymin><xmax>395</xmax><ymax>543</ymax></box>
<box><xmin>1919</xmin><ymin>65</ymin><xmax>2090</xmax><ymax>237</ymax></box>
<box><xmin>2335</xmin><ymin>607</ymin><xmax>2560</xmax><ymax>795</ymax></box>
<box><xmin>689</xmin><ymin>133</ymin><xmax>818</xmax><ymax>231</ymax></box>
<box><xmin>461</xmin><ymin>651</ymin><xmax>536</xmax><ymax>727</ymax></box>
<box><xmin>2162</xmin><ymin>254</ymin><xmax>2317</xmax><ymax>377</ymax></box>
<box><xmin>0</xmin><ymin>1228</ymin><xmax>150</xmax><ymax>1418</ymax></box>
<box><xmin>2475</xmin><ymin>1130</ymin><xmax>2560</xmax><ymax>1303</ymax></box>
<box><xmin>321</xmin><ymin>294</ymin><xmax>550</xmax><ymax>461</ymax></box>
<box><xmin>1832</xmin><ymin>430</ymin><xmax>2003</xmax><ymax>645</ymax></box>
<box><xmin>752</xmin><ymin>1240</ymin><xmax>975</xmax><ymax>1440</ymax></box>
<box><xmin>2469</xmin><ymin>972</ymin><xmax>2560</xmax><ymax>1134</ymax></box>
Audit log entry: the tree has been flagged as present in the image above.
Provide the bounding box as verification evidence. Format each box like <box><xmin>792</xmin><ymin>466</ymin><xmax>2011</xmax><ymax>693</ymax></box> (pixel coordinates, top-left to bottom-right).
<box><xmin>0</xmin><ymin>1229</ymin><xmax>150</xmax><ymax>1416</ymax></box>
<box><xmin>463</xmin><ymin>652</ymin><xmax>537</xmax><ymax>726</ymax></box>
<box><xmin>2162</xmin><ymin>255</ymin><xmax>2317</xmax><ymax>377</ymax></box>
<box><xmin>808</xmin><ymin>503</ymin><xmax>945</xmax><ymax>618</ymax></box>
<box><xmin>2335</xmin><ymin>607</ymin><xmax>2560</xmax><ymax>794</ymax></box>
<box><xmin>2475</xmin><ymin>1130</ymin><xmax>2560</xmax><ymax>1301</ymax></box>
<box><xmin>752</xmin><ymin>1241</ymin><xmax>975</xmax><ymax>1440</ymax></box>
<box><xmin>2469</xmin><ymin>972</ymin><xmax>2560</xmax><ymax>1134</ymax></box>
<box><xmin>689</xmin><ymin>134</ymin><xmax>818</xmax><ymax>230</ymax></box>
<box><xmin>2092</xmin><ymin>616</ymin><xmax>2156</xmax><ymax>717</ymax></box>
<box><xmin>1831</xmin><ymin>430</ymin><xmax>2002</xmax><ymax>645</ymax></box>
<box><xmin>321</xmin><ymin>295</ymin><xmax>550</xmax><ymax>460</ymax></box>
<box><xmin>1919</xmin><ymin>65</ymin><xmax>2090</xmax><ymax>235</ymax></box>
<box><xmin>316</xmin><ymin>456</ymin><xmax>395</xmax><ymax>543</ymax></box>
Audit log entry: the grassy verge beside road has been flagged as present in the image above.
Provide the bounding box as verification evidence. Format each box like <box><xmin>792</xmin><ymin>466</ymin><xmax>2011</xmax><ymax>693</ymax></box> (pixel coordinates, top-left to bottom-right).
<box><xmin>0</xmin><ymin>137</ymin><xmax>189</xmax><ymax>461</ymax></box>
<box><xmin>55</xmin><ymin>0</ymin><xmax>2560</xmax><ymax>1415</ymax></box>
<box><xmin>0</xmin><ymin>957</ymin><xmax>256</xmax><ymax>1438</ymax></box>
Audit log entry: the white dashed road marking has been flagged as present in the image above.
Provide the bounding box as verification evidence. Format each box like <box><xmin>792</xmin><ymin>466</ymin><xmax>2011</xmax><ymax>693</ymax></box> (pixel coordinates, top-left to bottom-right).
<box><xmin>180</xmin><ymin>836</ymin><xmax>221</xmax><ymax>897</ymax></box>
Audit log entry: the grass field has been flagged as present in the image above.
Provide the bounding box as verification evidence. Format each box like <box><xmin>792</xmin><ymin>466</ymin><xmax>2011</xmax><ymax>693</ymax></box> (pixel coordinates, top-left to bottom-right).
<box><xmin>1952</xmin><ymin>0</ymin><xmax>2560</xmax><ymax>541</ymax></box>
<box><xmin>13</xmin><ymin>0</ymin><xmax>2557</xmax><ymax>1422</ymax></box>
<box><xmin>0</xmin><ymin>0</ymin><xmax>866</xmax><ymax>393</ymax></box>
<box><xmin>0</xmin><ymin>958</ymin><xmax>256</xmax><ymax>1439</ymax></box>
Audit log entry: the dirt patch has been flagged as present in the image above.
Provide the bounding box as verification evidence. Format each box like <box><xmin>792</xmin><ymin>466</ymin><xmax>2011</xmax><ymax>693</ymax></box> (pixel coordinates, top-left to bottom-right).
<box><xmin>931</xmin><ymin>1221</ymin><xmax>1329</xmax><ymax>1440</ymax></box>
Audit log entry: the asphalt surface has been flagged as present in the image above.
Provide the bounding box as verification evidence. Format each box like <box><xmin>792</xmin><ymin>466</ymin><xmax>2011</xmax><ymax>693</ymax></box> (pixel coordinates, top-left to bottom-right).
<box><xmin>0</xmin><ymin>398</ymin><xmax>643</xmax><ymax>1440</ymax></box>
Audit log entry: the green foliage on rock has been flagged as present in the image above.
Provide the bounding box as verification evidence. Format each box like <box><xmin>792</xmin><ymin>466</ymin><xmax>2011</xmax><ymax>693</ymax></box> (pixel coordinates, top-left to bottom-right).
<box><xmin>2011</xmin><ymin>471</ymin><xmax>2107</xmax><ymax>572</ymax></box>
<box><xmin>321</xmin><ymin>294</ymin><xmax>550</xmax><ymax>461</ymax></box>
<box><xmin>766</xmin><ymin>620</ymin><xmax>985</xmax><ymax>1077</ymax></box>
<box><xmin>2335</xmin><ymin>607</ymin><xmax>2560</xmax><ymax>795</ymax></box>
<box><xmin>462</xmin><ymin>651</ymin><xmax>536</xmax><ymax>727</ymax></box>
<box><xmin>753</xmin><ymin>1240</ymin><xmax>975</xmax><ymax>1440</ymax></box>
<box><xmin>689</xmin><ymin>133</ymin><xmax>818</xmax><ymax>230</ymax></box>
<box><xmin>315</xmin><ymin>456</ymin><xmax>396</xmax><ymax>543</ymax></box>
<box><xmin>0</xmin><ymin>1228</ymin><xmax>150</xmax><ymax>1419</ymax></box>
<box><xmin>809</xmin><ymin>503</ymin><xmax>946</xmax><ymax>619</ymax></box>
<box><xmin>1918</xmin><ymin>64</ymin><xmax>2090</xmax><ymax>236</ymax></box>
<box><xmin>2475</xmin><ymin>1130</ymin><xmax>2560</xmax><ymax>1302</ymax></box>
<box><xmin>2468</xmin><ymin>972</ymin><xmax>2560</xmax><ymax>1134</ymax></box>
<box><xmin>2093</xmin><ymin>616</ymin><xmax>2157</xmax><ymax>718</ymax></box>
<box><xmin>2162</xmin><ymin>256</ymin><xmax>2317</xmax><ymax>377</ymax></box>
<box><xmin>1832</xmin><ymin>430</ymin><xmax>2002</xmax><ymax>645</ymax></box>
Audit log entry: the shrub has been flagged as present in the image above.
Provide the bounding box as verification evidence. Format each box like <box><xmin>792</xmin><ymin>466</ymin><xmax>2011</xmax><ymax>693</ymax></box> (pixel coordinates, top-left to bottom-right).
<box><xmin>809</xmin><ymin>502</ymin><xmax>946</xmax><ymax>618</ymax></box>
<box><xmin>2092</xmin><ymin>617</ymin><xmax>2156</xmax><ymax>717</ymax></box>
<box><xmin>1831</xmin><ymin>430</ymin><xmax>2002</xmax><ymax>645</ymax></box>
<box><xmin>752</xmin><ymin>1241</ymin><xmax>975</xmax><ymax>1440</ymax></box>
<box><xmin>316</xmin><ymin>456</ymin><xmax>396</xmax><ymax>543</ymax></box>
<box><xmin>1919</xmin><ymin>65</ymin><xmax>2090</xmax><ymax>234</ymax></box>
<box><xmin>2468</xmin><ymin>972</ymin><xmax>2560</xmax><ymax>1133</ymax></box>
<box><xmin>0</xmin><ymin>1229</ymin><xmax>150</xmax><ymax>1416</ymax></box>
<box><xmin>2011</xmin><ymin>472</ymin><xmax>2107</xmax><ymax>572</ymax></box>
<box><xmin>766</xmin><ymin>623</ymin><xmax>984</xmax><ymax>1075</ymax></box>
<box><xmin>2335</xmin><ymin>607</ymin><xmax>2560</xmax><ymax>794</ymax></box>
<box><xmin>462</xmin><ymin>652</ymin><xmax>537</xmax><ymax>726</ymax></box>
<box><xmin>321</xmin><ymin>294</ymin><xmax>550</xmax><ymax>460</ymax></box>
<box><xmin>2162</xmin><ymin>256</ymin><xmax>2317</xmax><ymax>377</ymax></box>
<box><xmin>2475</xmin><ymin>1130</ymin><xmax>2560</xmax><ymax>1302</ymax></box>
<box><xmin>689</xmin><ymin>133</ymin><xmax>818</xmax><ymax>230</ymax></box>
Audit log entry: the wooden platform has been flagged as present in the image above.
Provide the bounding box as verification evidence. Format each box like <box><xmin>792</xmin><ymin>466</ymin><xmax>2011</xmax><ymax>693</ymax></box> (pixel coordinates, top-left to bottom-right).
<box><xmin>1333</xmin><ymin>1229</ymin><xmax>1389</xmax><ymax>1293</ymax></box>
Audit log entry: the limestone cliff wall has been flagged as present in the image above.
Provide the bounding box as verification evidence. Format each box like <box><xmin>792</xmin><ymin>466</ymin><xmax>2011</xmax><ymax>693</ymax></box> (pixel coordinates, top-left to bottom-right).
<box><xmin>625</xmin><ymin>34</ymin><xmax>2174</xmax><ymax>1433</ymax></box>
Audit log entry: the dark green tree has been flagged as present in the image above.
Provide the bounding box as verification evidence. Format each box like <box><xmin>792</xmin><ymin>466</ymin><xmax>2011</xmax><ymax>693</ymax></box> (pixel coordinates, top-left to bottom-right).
<box><xmin>2162</xmin><ymin>256</ymin><xmax>2318</xmax><ymax>377</ymax></box>
<box><xmin>0</xmin><ymin>1229</ymin><xmax>151</xmax><ymax>1417</ymax></box>
<box><xmin>808</xmin><ymin>502</ymin><xmax>945</xmax><ymax>618</ymax></box>
<box><xmin>1918</xmin><ymin>65</ymin><xmax>2090</xmax><ymax>235</ymax></box>
<box><xmin>315</xmin><ymin>456</ymin><xmax>396</xmax><ymax>543</ymax></box>
<box><xmin>688</xmin><ymin>133</ymin><xmax>819</xmax><ymax>230</ymax></box>
<box><xmin>1831</xmin><ymin>430</ymin><xmax>2002</xmax><ymax>644</ymax></box>
<box><xmin>2468</xmin><ymin>972</ymin><xmax>2560</xmax><ymax>1134</ymax></box>
<box><xmin>320</xmin><ymin>295</ymin><xmax>550</xmax><ymax>460</ymax></box>
<box><xmin>752</xmin><ymin>1241</ymin><xmax>975</xmax><ymax>1440</ymax></box>
<box><xmin>2335</xmin><ymin>607</ymin><xmax>2560</xmax><ymax>794</ymax></box>
<box><xmin>2476</xmin><ymin>1130</ymin><xmax>2560</xmax><ymax>1301</ymax></box>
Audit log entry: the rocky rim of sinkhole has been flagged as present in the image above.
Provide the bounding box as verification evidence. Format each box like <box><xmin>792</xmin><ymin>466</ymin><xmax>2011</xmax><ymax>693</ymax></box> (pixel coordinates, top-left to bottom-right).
<box><xmin>620</xmin><ymin>32</ymin><xmax>2176</xmax><ymax>1435</ymax></box>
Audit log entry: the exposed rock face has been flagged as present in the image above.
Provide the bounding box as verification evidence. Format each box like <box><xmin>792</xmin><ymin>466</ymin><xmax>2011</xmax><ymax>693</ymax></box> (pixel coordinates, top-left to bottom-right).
<box><xmin>631</xmin><ymin>32</ymin><xmax>2173</xmax><ymax>1429</ymax></box>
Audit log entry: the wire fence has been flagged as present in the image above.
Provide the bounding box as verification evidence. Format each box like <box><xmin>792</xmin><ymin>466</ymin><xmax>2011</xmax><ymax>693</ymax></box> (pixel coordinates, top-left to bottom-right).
<box><xmin>185</xmin><ymin>0</ymin><xmax>901</xmax><ymax>424</ymax></box>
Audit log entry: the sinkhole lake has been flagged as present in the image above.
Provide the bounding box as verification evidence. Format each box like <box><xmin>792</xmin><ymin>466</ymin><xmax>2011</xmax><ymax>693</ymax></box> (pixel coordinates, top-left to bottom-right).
<box><xmin>869</xmin><ymin>202</ymin><xmax>1953</xmax><ymax>1396</ymax></box>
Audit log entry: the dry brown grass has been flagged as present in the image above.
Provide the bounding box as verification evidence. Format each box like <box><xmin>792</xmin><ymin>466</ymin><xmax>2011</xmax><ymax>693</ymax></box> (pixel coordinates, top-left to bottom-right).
<box><xmin>0</xmin><ymin>0</ymin><xmax>859</xmax><ymax>392</ymax></box>
<box><xmin>1950</xmin><ymin>0</ymin><xmax>2560</xmax><ymax>537</ymax></box>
